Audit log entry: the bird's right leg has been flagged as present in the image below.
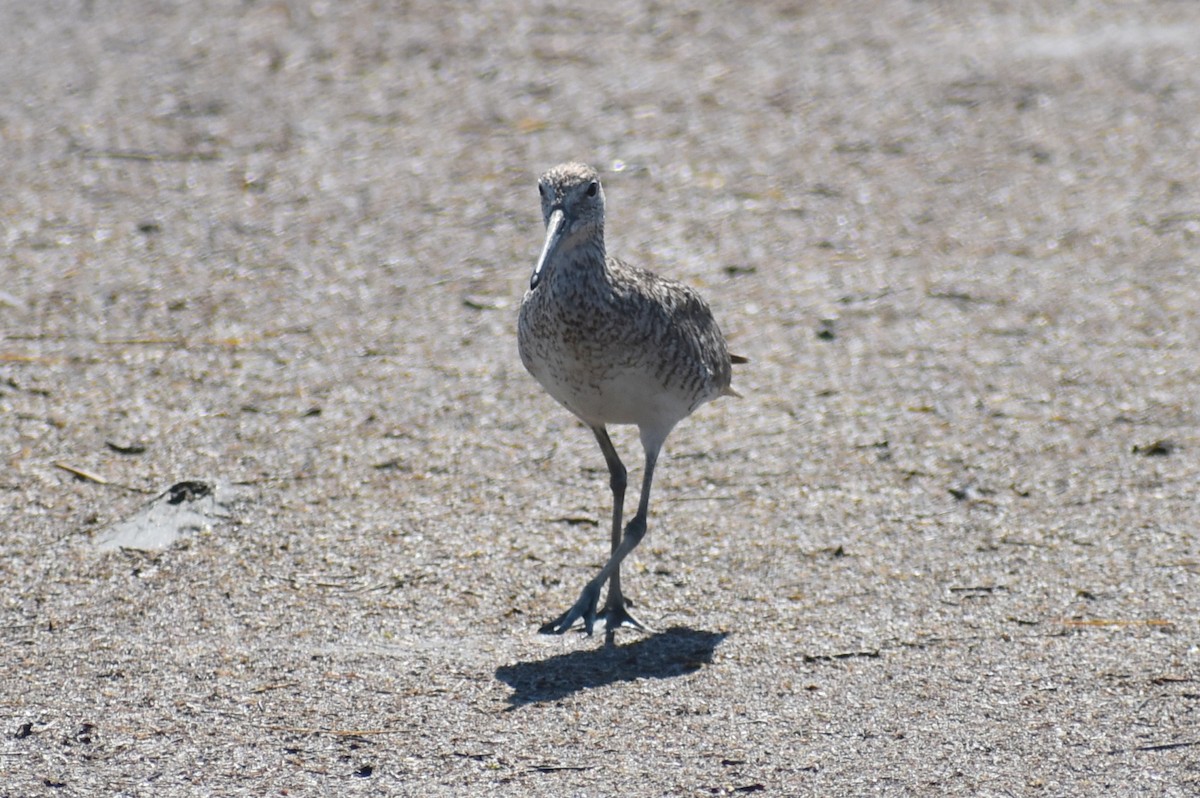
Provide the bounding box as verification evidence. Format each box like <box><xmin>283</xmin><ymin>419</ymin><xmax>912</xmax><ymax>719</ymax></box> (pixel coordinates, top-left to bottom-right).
<box><xmin>598</xmin><ymin>441</ymin><xmax>659</xmax><ymax>641</ymax></box>
<box><xmin>539</xmin><ymin>425</ymin><xmax>626</xmax><ymax>636</ymax></box>
<box><xmin>593</xmin><ymin>426</ymin><xmax>628</xmax><ymax>607</ymax></box>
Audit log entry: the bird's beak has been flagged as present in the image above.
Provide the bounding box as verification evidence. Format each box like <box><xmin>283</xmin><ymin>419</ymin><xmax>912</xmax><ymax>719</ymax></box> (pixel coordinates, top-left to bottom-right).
<box><xmin>530</xmin><ymin>208</ymin><xmax>565</xmax><ymax>290</ymax></box>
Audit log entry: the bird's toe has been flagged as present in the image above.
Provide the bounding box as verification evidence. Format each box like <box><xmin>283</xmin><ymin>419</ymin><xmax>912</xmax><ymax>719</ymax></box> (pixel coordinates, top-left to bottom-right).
<box><xmin>600</xmin><ymin>601</ymin><xmax>653</xmax><ymax>635</ymax></box>
<box><xmin>539</xmin><ymin>583</ymin><xmax>602</xmax><ymax>636</ymax></box>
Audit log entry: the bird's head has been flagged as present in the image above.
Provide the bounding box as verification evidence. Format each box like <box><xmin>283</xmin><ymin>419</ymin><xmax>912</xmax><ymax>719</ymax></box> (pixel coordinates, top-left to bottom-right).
<box><xmin>531</xmin><ymin>162</ymin><xmax>606</xmax><ymax>289</ymax></box>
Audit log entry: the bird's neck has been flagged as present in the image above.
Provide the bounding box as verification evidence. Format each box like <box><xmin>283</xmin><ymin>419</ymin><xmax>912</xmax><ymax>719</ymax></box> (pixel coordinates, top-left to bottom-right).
<box><xmin>551</xmin><ymin>234</ymin><xmax>607</xmax><ymax>283</ymax></box>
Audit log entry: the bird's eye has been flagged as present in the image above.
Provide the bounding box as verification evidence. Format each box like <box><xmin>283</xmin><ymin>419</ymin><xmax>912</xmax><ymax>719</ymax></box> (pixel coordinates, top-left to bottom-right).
<box><xmin>586</xmin><ymin>181</ymin><xmax>598</xmax><ymax>198</ymax></box>
<box><xmin>538</xmin><ymin>184</ymin><xmax>546</xmax><ymax>198</ymax></box>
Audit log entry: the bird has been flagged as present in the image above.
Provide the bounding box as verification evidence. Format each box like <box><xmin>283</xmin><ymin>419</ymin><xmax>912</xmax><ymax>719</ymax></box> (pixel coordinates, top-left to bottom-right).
<box><xmin>517</xmin><ymin>162</ymin><xmax>744</xmax><ymax>643</ymax></box>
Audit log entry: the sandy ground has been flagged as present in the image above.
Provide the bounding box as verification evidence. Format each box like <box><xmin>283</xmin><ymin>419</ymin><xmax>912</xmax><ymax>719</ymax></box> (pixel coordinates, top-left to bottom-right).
<box><xmin>2</xmin><ymin>1</ymin><xmax>1199</xmax><ymax>795</ymax></box>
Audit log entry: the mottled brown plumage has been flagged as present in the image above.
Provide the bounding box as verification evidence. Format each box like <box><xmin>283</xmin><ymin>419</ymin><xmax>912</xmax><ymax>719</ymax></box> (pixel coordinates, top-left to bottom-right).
<box><xmin>517</xmin><ymin>162</ymin><xmax>741</xmax><ymax>641</ymax></box>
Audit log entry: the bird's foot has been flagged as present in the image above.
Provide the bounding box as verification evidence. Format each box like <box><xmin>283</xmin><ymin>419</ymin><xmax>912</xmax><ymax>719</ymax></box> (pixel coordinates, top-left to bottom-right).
<box><xmin>599</xmin><ymin>599</ymin><xmax>653</xmax><ymax>635</ymax></box>
<box><xmin>539</xmin><ymin>582</ymin><xmax>602</xmax><ymax>636</ymax></box>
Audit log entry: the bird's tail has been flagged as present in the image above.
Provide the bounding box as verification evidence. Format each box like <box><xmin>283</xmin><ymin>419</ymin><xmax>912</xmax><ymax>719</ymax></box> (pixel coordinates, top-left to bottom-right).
<box><xmin>723</xmin><ymin>353</ymin><xmax>748</xmax><ymax>397</ymax></box>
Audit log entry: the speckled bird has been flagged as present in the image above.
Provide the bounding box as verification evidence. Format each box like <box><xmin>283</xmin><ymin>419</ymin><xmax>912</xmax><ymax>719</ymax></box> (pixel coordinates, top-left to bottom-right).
<box><xmin>517</xmin><ymin>162</ymin><xmax>744</xmax><ymax>642</ymax></box>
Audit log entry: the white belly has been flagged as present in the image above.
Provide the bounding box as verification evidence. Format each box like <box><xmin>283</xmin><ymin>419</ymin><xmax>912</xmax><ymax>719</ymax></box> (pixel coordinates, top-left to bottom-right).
<box><xmin>528</xmin><ymin>357</ymin><xmax>706</xmax><ymax>432</ymax></box>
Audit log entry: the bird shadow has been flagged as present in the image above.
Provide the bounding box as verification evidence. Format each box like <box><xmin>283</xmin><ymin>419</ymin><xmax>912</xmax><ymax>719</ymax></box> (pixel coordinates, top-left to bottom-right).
<box><xmin>495</xmin><ymin>626</ymin><xmax>727</xmax><ymax>708</ymax></box>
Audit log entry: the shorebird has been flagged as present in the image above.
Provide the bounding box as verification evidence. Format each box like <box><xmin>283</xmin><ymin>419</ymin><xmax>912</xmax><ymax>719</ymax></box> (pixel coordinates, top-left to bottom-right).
<box><xmin>518</xmin><ymin>162</ymin><xmax>743</xmax><ymax>642</ymax></box>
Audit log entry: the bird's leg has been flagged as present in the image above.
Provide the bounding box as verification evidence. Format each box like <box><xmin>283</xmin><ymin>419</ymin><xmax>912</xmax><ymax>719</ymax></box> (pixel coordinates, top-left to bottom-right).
<box><xmin>589</xmin><ymin>426</ymin><xmax>627</xmax><ymax>555</ymax></box>
<box><xmin>592</xmin><ymin>426</ymin><xmax>631</xmax><ymax>637</ymax></box>
<box><xmin>598</xmin><ymin>442</ymin><xmax>659</xmax><ymax>642</ymax></box>
<box><xmin>540</xmin><ymin>427</ymin><xmax>665</xmax><ymax>640</ymax></box>
<box><xmin>539</xmin><ymin>426</ymin><xmax>625</xmax><ymax>637</ymax></box>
